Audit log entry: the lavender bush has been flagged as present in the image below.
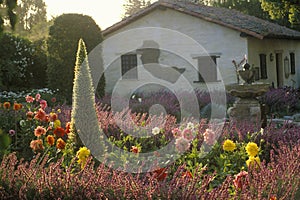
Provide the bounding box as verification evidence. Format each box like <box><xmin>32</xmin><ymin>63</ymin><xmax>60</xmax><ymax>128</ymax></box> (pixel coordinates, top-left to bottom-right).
<box><xmin>0</xmin><ymin>141</ymin><xmax>299</xmax><ymax>199</ymax></box>
<box><xmin>260</xmin><ymin>86</ymin><xmax>300</xmax><ymax>117</ymax></box>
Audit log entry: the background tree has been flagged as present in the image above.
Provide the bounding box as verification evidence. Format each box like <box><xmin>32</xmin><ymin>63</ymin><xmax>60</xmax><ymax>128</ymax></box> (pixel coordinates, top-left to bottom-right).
<box><xmin>15</xmin><ymin>0</ymin><xmax>47</xmax><ymax>32</ymax></box>
<box><xmin>0</xmin><ymin>0</ymin><xmax>17</xmax><ymax>33</ymax></box>
<box><xmin>260</xmin><ymin>0</ymin><xmax>300</xmax><ymax>30</ymax></box>
<box><xmin>11</xmin><ymin>0</ymin><xmax>50</xmax><ymax>41</ymax></box>
<box><xmin>181</xmin><ymin>0</ymin><xmax>210</xmax><ymax>4</ymax></box>
<box><xmin>212</xmin><ymin>0</ymin><xmax>271</xmax><ymax>20</ymax></box>
<box><xmin>123</xmin><ymin>0</ymin><xmax>151</xmax><ymax>18</ymax></box>
<box><xmin>0</xmin><ymin>33</ymin><xmax>47</xmax><ymax>90</ymax></box>
<box><xmin>47</xmin><ymin>14</ymin><xmax>105</xmax><ymax>104</ymax></box>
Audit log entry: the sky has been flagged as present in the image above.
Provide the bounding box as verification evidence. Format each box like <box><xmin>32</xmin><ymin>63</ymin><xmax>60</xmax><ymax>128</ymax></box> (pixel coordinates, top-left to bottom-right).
<box><xmin>44</xmin><ymin>0</ymin><xmax>128</xmax><ymax>30</ymax></box>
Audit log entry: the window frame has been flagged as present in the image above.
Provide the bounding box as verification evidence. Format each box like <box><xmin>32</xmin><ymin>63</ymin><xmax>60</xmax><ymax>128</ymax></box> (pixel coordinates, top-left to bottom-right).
<box><xmin>121</xmin><ymin>54</ymin><xmax>138</xmax><ymax>80</ymax></box>
<box><xmin>194</xmin><ymin>54</ymin><xmax>220</xmax><ymax>83</ymax></box>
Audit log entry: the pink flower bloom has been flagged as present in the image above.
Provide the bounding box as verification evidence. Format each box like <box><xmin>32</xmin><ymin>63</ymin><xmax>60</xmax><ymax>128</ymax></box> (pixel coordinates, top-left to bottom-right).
<box><xmin>34</xmin><ymin>108</ymin><xmax>48</xmax><ymax>122</ymax></box>
<box><xmin>35</xmin><ymin>93</ymin><xmax>41</xmax><ymax>101</ymax></box>
<box><xmin>9</xmin><ymin>129</ymin><xmax>15</xmax><ymax>136</ymax></box>
<box><xmin>175</xmin><ymin>137</ymin><xmax>190</xmax><ymax>153</ymax></box>
<box><xmin>203</xmin><ymin>128</ymin><xmax>217</xmax><ymax>145</ymax></box>
<box><xmin>172</xmin><ymin>128</ymin><xmax>181</xmax><ymax>138</ymax></box>
<box><xmin>233</xmin><ymin>171</ymin><xmax>249</xmax><ymax>190</ymax></box>
<box><xmin>39</xmin><ymin>100</ymin><xmax>47</xmax><ymax>109</ymax></box>
<box><xmin>25</xmin><ymin>95</ymin><xmax>34</xmax><ymax>103</ymax></box>
<box><xmin>182</xmin><ymin>128</ymin><xmax>194</xmax><ymax>141</ymax></box>
<box><xmin>34</xmin><ymin>126</ymin><xmax>47</xmax><ymax>137</ymax></box>
<box><xmin>51</xmin><ymin>97</ymin><xmax>56</xmax><ymax>103</ymax></box>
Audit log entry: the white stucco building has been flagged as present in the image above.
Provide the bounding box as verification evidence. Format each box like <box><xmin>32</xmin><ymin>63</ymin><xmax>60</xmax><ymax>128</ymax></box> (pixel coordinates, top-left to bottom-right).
<box><xmin>98</xmin><ymin>0</ymin><xmax>300</xmax><ymax>96</ymax></box>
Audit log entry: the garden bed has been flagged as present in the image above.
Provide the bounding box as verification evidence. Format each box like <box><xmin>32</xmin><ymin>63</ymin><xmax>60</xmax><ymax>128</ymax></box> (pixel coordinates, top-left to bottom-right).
<box><xmin>0</xmin><ymin>89</ymin><xmax>300</xmax><ymax>199</ymax></box>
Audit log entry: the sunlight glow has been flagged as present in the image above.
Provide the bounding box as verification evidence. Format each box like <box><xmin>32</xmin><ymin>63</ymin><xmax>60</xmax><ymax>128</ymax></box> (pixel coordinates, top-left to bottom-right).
<box><xmin>44</xmin><ymin>0</ymin><xmax>127</xmax><ymax>30</ymax></box>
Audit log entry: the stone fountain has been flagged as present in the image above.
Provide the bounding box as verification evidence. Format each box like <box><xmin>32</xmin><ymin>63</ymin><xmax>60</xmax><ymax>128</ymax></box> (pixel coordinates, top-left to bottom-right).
<box><xmin>226</xmin><ymin>63</ymin><xmax>269</xmax><ymax>125</ymax></box>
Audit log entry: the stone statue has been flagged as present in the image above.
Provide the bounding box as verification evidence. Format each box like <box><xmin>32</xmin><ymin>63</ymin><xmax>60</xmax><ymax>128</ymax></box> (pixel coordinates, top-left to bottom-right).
<box><xmin>238</xmin><ymin>63</ymin><xmax>255</xmax><ymax>84</ymax></box>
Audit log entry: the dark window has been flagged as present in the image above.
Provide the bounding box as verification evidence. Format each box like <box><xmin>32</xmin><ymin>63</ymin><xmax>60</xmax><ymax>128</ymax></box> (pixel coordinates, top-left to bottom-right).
<box><xmin>290</xmin><ymin>52</ymin><xmax>296</xmax><ymax>74</ymax></box>
<box><xmin>121</xmin><ymin>54</ymin><xmax>137</xmax><ymax>79</ymax></box>
<box><xmin>259</xmin><ymin>54</ymin><xmax>267</xmax><ymax>79</ymax></box>
<box><xmin>197</xmin><ymin>55</ymin><xmax>219</xmax><ymax>82</ymax></box>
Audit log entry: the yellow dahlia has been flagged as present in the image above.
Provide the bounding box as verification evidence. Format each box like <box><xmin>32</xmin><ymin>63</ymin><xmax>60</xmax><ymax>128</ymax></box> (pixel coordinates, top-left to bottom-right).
<box><xmin>245</xmin><ymin>142</ymin><xmax>259</xmax><ymax>157</ymax></box>
<box><xmin>223</xmin><ymin>139</ymin><xmax>236</xmax><ymax>152</ymax></box>
<box><xmin>77</xmin><ymin>147</ymin><xmax>91</xmax><ymax>168</ymax></box>
<box><xmin>246</xmin><ymin>156</ymin><xmax>260</xmax><ymax>167</ymax></box>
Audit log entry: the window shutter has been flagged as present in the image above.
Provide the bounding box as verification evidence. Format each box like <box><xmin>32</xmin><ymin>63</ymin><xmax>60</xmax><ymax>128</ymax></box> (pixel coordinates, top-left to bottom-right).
<box><xmin>290</xmin><ymin>52</ymin><xmax>296</xmax><ymax>75</ymax></box>
<box><xmin>259</xmin><ymin>54</ymin><xmax>267</xmax><ymax>79</ymax></box>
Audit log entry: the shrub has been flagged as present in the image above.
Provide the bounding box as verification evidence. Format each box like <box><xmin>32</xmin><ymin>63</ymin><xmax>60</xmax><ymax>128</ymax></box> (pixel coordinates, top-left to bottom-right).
<box><xmin>260</xmin><ymin>86</ymin><xmax>300</xmax><ymax>117</ymax></box>
<box><xmin>47</xmin><ymin>14</ymin><xmax>105</xmax><ymax>103</ymax></box>
<box><xmin>0</xmin><ymin>33</ymin><xmax>47</xmax><ymax>90</ymax></box>
<box><xmin>0</xmin><ymin>92</ymin><xmax>71</xmax><ymax>161</ymax></box>
<box><xmin>99</xmin><ymin>89</ymin><xmax>235</xmax><ymax>122</ymax></box>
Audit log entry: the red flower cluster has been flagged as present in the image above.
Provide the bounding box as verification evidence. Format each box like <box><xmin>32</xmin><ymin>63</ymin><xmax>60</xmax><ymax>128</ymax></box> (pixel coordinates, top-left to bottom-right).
<box><xmin>153</xmin><ymin>168</ymin><xmax>167</xmax><ymax>181</ymax></box>
<box><xmin>233</xmin><ymin>171</ymin><xmax>249</xmax><ymax>190</ymax></box>
<box><xmin>53</xmin><ymin>127</ymin><xmax>66</xmax><ymax>138</ymax></box>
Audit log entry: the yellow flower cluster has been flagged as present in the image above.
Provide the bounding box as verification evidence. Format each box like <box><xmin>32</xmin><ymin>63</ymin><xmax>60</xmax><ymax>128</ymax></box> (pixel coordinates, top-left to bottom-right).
<box><xmin>223</xmin><ymin>139</ymin><xmax>236</xmax><ymax>152</ymax></box>
<box><xmin>245</xmin><ymin>142</ymin><xmax>259</xmax><ymax>157</ymax></box>
<box><xmin>77</xmin><ymin>147</ymin><xmax>91</xmax><ymax>169</ymax></box>
<box><xmin>246</xmin><ymin>156</ymin><xmax>260</xmax><ymax>167</ymax></box>
<box><xmin>245</xmin><ymin>142</ymin><xmax>260</xmax><ymax>168</ymax></box>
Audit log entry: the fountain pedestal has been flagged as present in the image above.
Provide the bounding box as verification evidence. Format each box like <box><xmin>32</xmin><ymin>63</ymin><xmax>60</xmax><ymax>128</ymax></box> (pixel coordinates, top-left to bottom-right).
<box><xmin>226</xmin><ymin>83</ymin><xmax>269</xmax><ymax>125</ymax></box>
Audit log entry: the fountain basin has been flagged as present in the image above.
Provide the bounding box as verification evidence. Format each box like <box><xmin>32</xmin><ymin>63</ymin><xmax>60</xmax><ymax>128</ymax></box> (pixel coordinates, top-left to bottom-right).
<box><xmin>226</xmin><ymin>83</ymin><xmax>270</xmax><ymax>126</ymax></box>
<box><xmin>226</xmin><ymin>83</ymin><xmax>270</xmax><ymax>98</ymax></box>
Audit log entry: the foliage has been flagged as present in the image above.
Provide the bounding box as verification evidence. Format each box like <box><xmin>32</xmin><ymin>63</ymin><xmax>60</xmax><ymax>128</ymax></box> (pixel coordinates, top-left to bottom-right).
<box><xmin>123</xmin><ymin>0</ymin><xmax>151</xmax><ymax>18</ymax></box>
<box><xmin>182</xmin><ymin>0</ymin><xmax>210</xmax><ymax>5</ymax></box>
<box><xmin>14</xmin><ymin>0</ymin><xmax>47</xmax><ymax>33</ymax></box>
<box><xmin>99</xmin><ymin>89</ymin><xmax>234</xmax><ymax>122</ymax></box>
<box><xmin>259</xmin><ymin>86</ymin><xmax>300</xmax><ymax>117</ymax></box>
<box><xmin>0</xmin><ymin>92</ymin><xmax>71</xmax><ymax>161</ymax></box>
<box><xmin>0</xmin><ymin>88</ymin><xmax>61</xmax><ymax>103</ymax></box>
<box><xmin>0</xmin><ymin>0</ymin><xmax>17</xmax><ymax>33</ymax></box>
<box><xmin>0</xmin><ymin>33</ymin><xmax>48</xmax><ymax>90</ymax></box>
<box><xmin>212</xmin><ymin>0</ymin><xmax>271</xmax><ymax>21</ymax></box>
<box><xmin>0</xmin><ymin>84</ymin><xmax>300</xmax><ymax>198</ymax></box>
<box><xmin>260</xmin><ymin>0</ymin><xmax>300</xmax><ymax>30</ymax></box>
<box><xmin>0</xmin><ymin>142</ymin><xmax>299</xmax><ymax>199</ymax></box>
<box><xmin>0</xmin><ymin>33</ymin><xmax>34</xmax><ymax>90</ymax></box>
<box><xmin>47</xmin><ymin>14</ymin><xmax>105</xmax><ymax>103</ymax></box>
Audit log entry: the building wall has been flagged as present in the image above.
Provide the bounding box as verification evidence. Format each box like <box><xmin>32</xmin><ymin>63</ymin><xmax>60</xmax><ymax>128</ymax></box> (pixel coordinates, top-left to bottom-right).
<box><xmin>102</xmin><ymin>8</ymin><xmax>249</xmax><ymax>96</ymax></box>
<box><xmin>247</xmin><ymin>37</ymin><xmax>300</xmax><ymax>88</ymax></box>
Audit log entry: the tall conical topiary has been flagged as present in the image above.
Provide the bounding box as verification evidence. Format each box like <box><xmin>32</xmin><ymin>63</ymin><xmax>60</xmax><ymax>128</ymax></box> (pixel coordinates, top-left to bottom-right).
<box><xmin>66</xmin><ymin>38</ymin><xmax>106</xmax><ymax>161</ymax></box>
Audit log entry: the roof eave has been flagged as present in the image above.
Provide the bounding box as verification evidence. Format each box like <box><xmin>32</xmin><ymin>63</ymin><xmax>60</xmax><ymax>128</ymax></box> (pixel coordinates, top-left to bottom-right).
<box><xmin>264</xmin><ymin>34</ymin><xmax>300</xmax><ymax>40</ymax></box>
<box><xmin>103</xmin><ymin>2</ymin><xmax>162</xmax><ymax>37</ymax></box>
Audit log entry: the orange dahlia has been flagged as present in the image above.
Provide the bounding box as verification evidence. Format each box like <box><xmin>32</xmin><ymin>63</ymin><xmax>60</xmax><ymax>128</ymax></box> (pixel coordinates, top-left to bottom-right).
<box><xmin>13</xmin><ymin>102</ymin><xmax>22</xmax><ymax>111</ymax></box>
<box><xmin>3</xmin><ymin>102</ymin><xmax>10</xmax><ymax>109</ymax></box>
<box><xmin>56</xmin><ymin>138</ymin><xmax>66</xmax><ymax>150</ymax></box>
<box><xmin>46</xmin><ymin>135</ymin><xmax>55</xmax><ymax>146</ymax></box>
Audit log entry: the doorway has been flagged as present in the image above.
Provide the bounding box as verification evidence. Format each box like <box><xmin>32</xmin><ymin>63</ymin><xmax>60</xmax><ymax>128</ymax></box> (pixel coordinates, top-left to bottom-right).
<box><xmin>276</xmin><ymin>53</ymin><xmax>283</xmax><ymax>87</ymax></box>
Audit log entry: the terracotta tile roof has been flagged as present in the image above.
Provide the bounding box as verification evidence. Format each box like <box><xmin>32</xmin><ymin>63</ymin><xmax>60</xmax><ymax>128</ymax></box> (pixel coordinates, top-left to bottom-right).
<box><xmin>103</xmin><ymin>0</ymin><xmax>300</xmax><ymax>40</ymax></box>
